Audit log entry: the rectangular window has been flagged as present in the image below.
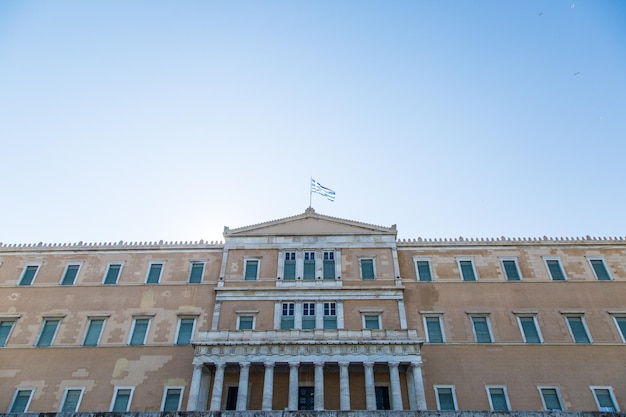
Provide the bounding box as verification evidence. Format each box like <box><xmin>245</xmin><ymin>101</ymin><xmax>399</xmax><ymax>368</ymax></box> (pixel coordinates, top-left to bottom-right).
<box><xmin>281</xmin><ymin>303</ymin><xmax>295</xmax><ymax>329</ymax></box>
<box><xmin>323</xmin><ymin>251</ymin><xmax>335</xmax><ymax>279</ymax></box>
<box><xmin>364</xmin><ymin>315</ymin><xmax>381</xmax><ymax>330</ymax></box>
<box><xmin>415</xmin><ymin>259</ymin><xmax>432</xmax><ymax>281</ymax></box>
<box><xmin>60</xmin><ymin>388</ymin><xmax>84</xmax><ymax>412</ymax></box>
<box><xmin>323</xmin><ymin>302</ymin><xmax>337</xmax><ymax>329</ymax></box>
<box><xmin>111</xmin><ymin>387</ymin><xmax>134</xmax><ymax>412</ymax></box>
<box><xmin>60</xmin><ymin>264</ymin><xmax>81</xmax><ymax>285</ymax></box>
<box><xmin>591</xmin><ymin>387</ymin><xmax>619</xmax><ymax>412</ymax></box>
<box><xmin>424</xmin><ymin>316</ymin><xmax>444</xmax><ymax>343</ymax></box>
<box><xmin>435</xmin><ymin>386</ymin><xmax>457</xmax><ymax>411</ymax></box>
<box><xmin>146</xmin><ymin>263</ymin><xmax>163</xmax><ymax>284</ymax></box>
<box><xmin>176</xmin><ymin>318</ymin><xmax>195</xmax><ymax>345</ymax></box>
<box><xmin>83</xmin><ymin>318</ymin><xmax>105</xmax><ymax>346</ymax></box>
<box><xmin>238</xmin><ymin>315</ymin><xmax>254</xmax><ymax>330</ymax></box>
<box><xmin>501</xmin><ymin>258</ymin><xmax>521</xmax><ymax>281</ymax></box>
<box><xmin>188</xmin><ymin>262</ymin><xmax>205</xmax><ymax>283</ymax></box>
<box><xmin>103</xmin><ymin>263</ymin><xmax>122</xmax><ymax>285</ymax></box>
<box><xmin>471</xmin><ymin>316</ymin><xmax>492</xmax><ymax>343</ymax></box>
<box><xmin>244</xmin><ymin>259</ymin><xmax>259</xmax><ymax>281</ymax></box>
<box><xmin>162</xmin><ymin>387</ymin><xmax>183</xmax><ymax>411</ymax></box>
<box><xmin>19</xmin><ymin>265</ymin><xmax>39</xmax><ymax>286</ymax></box>
<box><xmin>0</xmin><ymin>320</ymin><xmax>16</xmax><ymax>347</ymax></box>
<box><xmin>360</xmin><ymin>258</ymin><xmax>375</xmax><ymax>280</ymax></box>
<box><xmin>545</xmin><ymin>259</ymin><xmax>567</xmax><ymax>281</ymax></box>
<box><xmin>459</xmin><ymin>259</ymin><xmax>477</xmax><ymax>281</ymax></box>
<box><xmin>284</xmin><ymin>252</ymin><xmax>296</xmax><ymax>280</ymax></box>
<box><xmin>37</xmin><ymin>319</ymin><xmax>60</xmax><ymax>347</ymax></box>
<box><xmin>566</xmin><ymin>316</ymin><xmax>591</xmax><ymax>343</ymax></box>
<box><xmin>540</xmin><ymin>387</ymin><xmax>563</xmax><ymax>411</ymax></box>
<box><xmin>303</xmin><ymin>252</ymin><xmax>315</xmax><ymax>280</ymax></box>
<box><xmin>9</xmin><ymin>389</ymin><xmax>34</xmax><ymax>413</ymax></box>
<box><xmin>129</xmin><ymin>318</ymin><xmax>150</xmax><ymax>345</ymax></box>
<box><xmin>613</xmin><ymin>316</ymin><xmax>626</xmax><ymax>342</ymax></box>
<box><xmin>487</xmin><ymin>386</ymin><xmax>510</xmax><ymax>411</ymax></box>
<box><xmin>302</xmin><ymin>302</ymin><xmax>316</xmax><ymax>329</ymax></box>
<box><xmin>589</xmin><ymin>258</ymin><xmax>612</xmax><ymax>281</ymax></box>
<box><xmin>518</xmin><ymin>316</ymin><xmax>542</xmax><ymax>343</ymax></box>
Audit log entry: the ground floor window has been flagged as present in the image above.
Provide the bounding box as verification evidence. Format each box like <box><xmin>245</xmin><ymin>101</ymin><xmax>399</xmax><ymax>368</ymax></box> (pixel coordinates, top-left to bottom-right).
<box><xmin>375</xmin><ymin>386</ymin><xmax>390</xmax><ymax>410</ymax></box>
<box><xmin>226</xmin><ymin>386</ymin><xmax>238</xmax><ymax>410</ymax></box>
<box><xmin>299</xmin><ymin>386</ymin><xmax>314</xmax><ymax>410</ymax></box>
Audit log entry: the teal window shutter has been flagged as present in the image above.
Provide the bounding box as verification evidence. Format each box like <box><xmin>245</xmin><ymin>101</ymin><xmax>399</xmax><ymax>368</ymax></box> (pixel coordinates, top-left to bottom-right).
<box><xmin>590</xmin><ymin>259</ymin><xmax>611</xmax><ymax>280</ymax></box>
<box><xmin>472</xmin><ymin>316</ymin><xmax>492</xmax><ymax>343</ymax></box>
<box><xmin>546</xmin><ymin>260</ymin><xmax>566</xmax><ymax>280</ymax></box>
<box><xmin>146</xmin><ymin>264</ymin><xmax>163</xmax><ymax>284</ymax></box>
<box><xmin>0</xmin><ymin>321</ymin><xmax>15</xmax><ymax>347</ymax></box>
<box><xmin>502</xmin><ymin>260</ymin><xmax>521</xmax><ymax>280</ymax></box>
<box><xmin>284</xmin><ymin>252</ymin><xmax>296</xmax><ymax>280</ymax></box>
<box><xmin>489</xmin><ymin>388</ymin><xmax>509</xmax><ymax>411</ymax></box>
<box><xmin>163</xmin><ymin>388</ymin><xmax>181</xmax><ymax>411</ymax></box>
<box><xmin>10</xmin><ymin>390</ymin><xmax>33</xmax><ymax>413</ymax></box>
<box><xmin>188</xmin><ymin>263</ymin><xmax>204</xmax><ymax>283</ymax></box>
<box><xmin>364</xmin><ymin>315</ymin><xmax>380</xmax><ymax>329</ymax></box>
<box><xmin>37</xmin><ymin>319</ymin><xmax>59</xmax><ymax>346</ymax></box>
<box><xmin>361</xmin><ymin>259</ymin><xmax>375</xmax><ymax>280</ymax></box>
<box><xmin>244</xmin><ymin>260</ymin><xmax>258</xmax><ymax>280</ymax></box>
<box><xmin>19</xmin><ymin>265</ymin><xmax>38</xmax><ymax>286</ymax></box>
<box><xmin>238</xmin><ymin>316</ymin><xmax>253</xmax><ymax>330</ymax></box>
<box><xmin>520</xmin><ymin>317</ymin><xmax>541</xmax><ymax>343</ymax></box>
<box><xmin>83</xmin><ymin>319</ymin><xmax>104</xmax><ymax>346</ymax></box>
<box><xmin>437</xmin><ymin>388</ymin><xmax>455</xmax><ymax>410</ymax></box>
<box><xmin>567</xmin><ymin>316</ymin><xmax>590</xmax><ymax>343</ymax></box>
<box><xmin>416</xmin><ymin>261</ymin><xmax>432</xmax><ymax>281</ymax></box>
<box><xmin>281</xmin><ymin>303</ymin><xmax>294</xmax><ymax>329</ymax></box>
<box><xmin>303</xmin><ymin>252</ymin><xmax>315</xmax><ymax>279</ymax></box>
<box><xmin>541</xmin><ymin>388</ymin><xmax>562</xmax><ymax>411</ymax></box>
<box><xmin>61</xmin><ymin>264</ymin><xmax>80</xmax><ymax>285</ymax></box>
<box><xmin>130</xmin><ymin>319</ymin><xmax>149</xmax><ymax>345</ymax></box>
<box><xmin>112</xmin><ymin>389</ymin><xmax>132</xmax><ymax>412</ymax></box>
<box><xmin>460</xmin><ymin>261</ymin><xmax>476</xmax><ymax>281</ymax></box>
<box><xmin>176</xmin><ymin>319</ymin><xmax>194</xmax><ymax>345</ymax></box>
<box><xmin>426</xmin><ymin>317</ymin><xmax>444</xmax><ymax>343</ymax></box>
<box><xmin>103</xmin><ymin>264</ymin><xmax>121</xmax><ymax>285</ymax></box>
<box><xmin>61</xmin><ymin>389</ymin><xmax>82</xmax><ymax>412</ymax></box>
<box><xmin>594</xmin><ymin>389</ymin><xmax>616</xmax><ymax>411</ymax></box>
<box><xmin>615</xmin><ymin>317</ymin><xmax>626</xmax><ymax>340</ymax></box>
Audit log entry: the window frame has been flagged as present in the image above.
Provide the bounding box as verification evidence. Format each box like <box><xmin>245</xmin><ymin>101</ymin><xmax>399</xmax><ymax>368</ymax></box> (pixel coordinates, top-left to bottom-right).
<box><xmin>457</xmin><ymin>257</ymin><xmax>478</xmax><ymax>281</ymax></box>
<box><xmin>82</xmin><ymin>317</ymin><xmax>106</xmax><ymax>346</ymax></box>
<box><xmin>564</xmin><ymin>314</ymin><xmax>592</xmax><ymax>344</ymax></box>
<box><xmin>175</xmin><ymin>317</ymin><xmax>196</xmax><ymax>345</ymax></box>
<box><xmin>362</xmin><ymin>313</ymin><xmax>382</xmax><ymax>330</ymax></box>
<box><xmin>145</xmin><ymin>261</ymin><xmax>165</xmax><ymax>284</ymax></box>
<box><xmin>188</xmin><ymin>260</ymin><xmax>206</xmax><ymax>284</ymax></box>
<box><xmin>110</xmin><ymin>386</ymin><xmax>135</xmax><ymax>412</ymax></box>
<box><xmin>128</xmin><ymin>317</ymin><xmax>151</xmax><ymax>345</ymax></box>
<box><xmin>538</xmin><ymin>386</ymin><xmax>564</xmax><ymax>411</ymax></box>
<box><xmin>36</xmin><ymin>318</ymin><xmax>61</xmax><ymax>347</ymax></box>
<box><xmin>611</xmin><ymin>315</ymin><xmax>626</xmax><ymax>343</ymax></box>
<box><xmin>8</xmin><ymin>388</ymin><xmax>35</xmax><ymax>413</ymax></box>
<box><xmin>500</xmin><ymin>257</ymin><xmax>522</xmax><ymax>281</ymax></box>
<box><xmin>283</xmin><ymin>251</ymin><xmax>296</xmax><ymax>280</ymax></box>
<box><xmin>59</xmin><ymin>387</ymin><xmax>85</xmax><ymax>412</ymax></box>
<box><xmin>281</xmin><ymin>302</ymin><xmax>295</xmax><ymax>329</ymax></box>
<box><xmin>587</xmin><ymin>257</ymin><xmax>612</xmax><ymax>281</ymax></box>
<box><xmin>243</xmin><ymin>258</ymin><xmax>260</xmax><ymax>281</ymax></box>
<box><xmin>302</xmin><ymin>302</ymin><xmax>316</xmax><ymax>329</ymax></box>
<box><xmin>485</xmin><ymin>385</ymin><xmax>511</xmax><ymax>411</ymax></box>
<box><xmin>590</xmin><ymin>386</ymin><xmax>620</xmax><ymax>412</ymax></box>
<box><xmin>434</xmin><ymin>385</ymin><xmax>457</xmax><ymax>411</ymax></box>
<box><xmin>423</xmin><ymin>315</ymin><xmax>445</xmax><ymax>343</ymax></box>
<box><xmin>543</xmin><ymin>257</ymin><xmax>567</xmax><ymax>281</ymax></box>
<box><xmin>60</xmin><ymin>262</ymin><xmax>83</xmax><ymax>286</ymax></box>
<box><xmin>323</xmin><ymin>251</ymin><xmax>336</xmax><ymax>280</ymax></box>
<box><xmin>18</xmin><ymin>263</ymin><xmax>42</xmax><ymax>286</ymax></box>
<box><xmin>0</xmin><ymin>319</ymin><xmax>17</xmax><ymax>347</ymax></box>
<box><xmin>237</xmin><ymin>315</ymin><xmax>255</xmax><ymax>330</ymax></box>
<box><xmin>359</xmin><ymin>257</ymin><xmax>376</xmax><ymax>280</ymax></box>
<box><xmin>323</xmin><ymin>302</ymin><xmax>337</xmax><ymax>329</ymax></box>
<box><xmin>414</xmin><ymin>257</ymin><xmax>433</xmax><ymax>282</ymax></box>
<box><xmin>516</xmin><ymin>315</ymin><xmax>543</xmax><ymax>343</ymax></box>
<box><xmin>102</xmin><ymin>261</ymin><xmax>124</xmax><ymax>285</ymax></box>
<box><xmin>470</xmin><ymin>314</ymin><xmax>493</xmax><ymax>343</ymax></box>
<box><xmin>161</xmin><ymin>386</ymin><xmax>184</xmax><ymax>412</ymax></box>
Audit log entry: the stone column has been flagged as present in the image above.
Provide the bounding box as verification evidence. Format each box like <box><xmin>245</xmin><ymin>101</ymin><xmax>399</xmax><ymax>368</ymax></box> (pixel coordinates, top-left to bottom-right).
<box><xmin>209</xmin><ymin>363</ymin><xmax>226</xmax><ymax>411</ymax></box>
<box><xmin>339</xmin><ymin>362</ymin><xmax>351</xmax><ymax>410</ymax></box>
<box><xmin>315</xmin><ymin>301</ymin><xmax>324</xmax><ymax>329</ymax></box>
<box><xmin>187</xmin><ymin>363</ymin><xmax>204</xmax><ymax>410</ymax></box>
<box><xmin>337</xmin><ymin>301</ymin><xmax>345</xmax><ymax>329</ymax></box>
<box><xmin>294</xmin><ymin>301</ymin><xmax>303</xmax><ymax>329</ymax></box>
<box><xmin>236</xmin><ymin>362</ymin><xmax>250</xmax><ymax>410</ymax></box>
<box><xmin>198</xmin><ymin>368</ymin><xmax>211</xmax><ymax>411</ymax></box>
<box><xmin>211</xmin><ymin>301</ymin><xmax>221</xmax><ymax>331</ymax></box>
<box><xmin>388</xmin><ymin>362</ymin><xmax>403</xmax><ymax>410</ymax></box>
<box><xmin>363</xmin><ymin>362</ymin><xmax>376</xmax><ymax>410</ymax></box>
<box><xmin>406</xmin><ymin>365</ymin><xmax>416</xmax><ymax>410</ymax></box>
<box><xmin>410</xmin><ymin>362</ymin><xmax>427</xmax><ymax>410</ymax></box>
<box><xmin>288</xmin><ymin>362</ymin><xmax>300</xmax><ymax>410</ymax></box>
<box><xmin>397</xmin><ymin>300</ymin><xmax>408</xmax><ymax>329</ymax></box>
<box><xmin>314</xmin><ymin>361</ymin><xmax>325</xmax><ymax>410</ymax></box>
<box><xmin>262</xmin><ymin>362</ymin><xmax>275</xmax><ymax>410</ymax></box>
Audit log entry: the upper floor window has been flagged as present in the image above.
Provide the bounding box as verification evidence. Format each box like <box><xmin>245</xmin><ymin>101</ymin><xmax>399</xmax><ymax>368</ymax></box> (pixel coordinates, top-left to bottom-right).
<box><xmin>19</xmin><ymin>264</ymin><xmax>40</xmax><ymax>286</ymax></box>
<box><xmin>60</xmin><ymin>388</ymin><xmax>84</xmax><ymax>412</ymax></box>
<box><xmin>129</xmin><ymin>318</ymin><xmax>150</xmax><ymax>345</ymax></box>
<box><xmin>281</xmin><ymin>302</ymin><xmax>295</xmax><ymax>329</ymax></box>
<box><xmin>37</xmin><ymin>318</ymin><xmax>61</xmax><ymax>347</ymax></box>
<box><xmin>111</xmin><ymin>387</ymin><xmax>134</xmax><ymax>412</ymax></box>
<box><xmin>500</xmin><ymin>258</ymin><xmax>521</xmax><ymax>281</ymax></box>
<box><xmin>237</xmin><ymin>315</ymin><xmax>255</xmax><ymax>330</ymax></box>
<box><xmin>9</xmin><ymin>389</ymin><xmax>35</xmax><ymax>413</ymax></box>
<box><xmin>323</xmin><ymin>302</ymin><xmax>337</xmax><ymax>329</ymax></box>
<box><xmin>613</xmin><ymin>316</ymin><xmax>626</xmax><ymax>343</ymax></box>
<box><xmin>176</xmin><ymin>318</ymin><xmax>195</xmax><ymax>345</ymax></box>
<box><xmin>588</xmin><ymin>258</ymin><xmax>612</xmax><ymax>281</ymax></box>
<box><xmin>323</xmin><ymin>251</ymin><xmax>335</xmax><ymax>279</ymax></box>
<box><xmin>303</xmin><ymin>252</ymin><xmax>315</xmax><ymax>280</ymax></box>
<box><xmin>103</xmin><ymin>263</ymin><xmax>123</xmax><ymax>285</ymax></box>
<box><xmin>435</xmin><ymin>386</ymin><xmax>457</xmax><ymax>411</ymax></box>
<box><xmin>591</xmin><ymin>387</ymin><xmax>619</xmax><ymax>412</ymax></box>
<box><xmin>486</xmin><ymin>386</ymin><xmax>510</xmax><ymax>411</ymax></box>
<box><xmin>0</xmin><ymin>320</ymin><xmax>16</xmax><ymax>347</ymax></box>
<box><xmin>424</xmin><ymin>315</ymin><xmax>444</xmax><ymax>343</ymax></box>
<box><xmin>244</xmin><ymin>259</ymin><xmax>259</xmax><ymax>281</ymax></box>
<box><xmin>83</xmin><ymin>318</ymin><xmax>105</xmax><ymax>346</ymax></box>
<box><xmin>360</xmin><ymin>258</ymin><xmax>375</xmax><ymax>280</ymax></box>
<box><xmin>162</xmin><ymin>387</ymin><xmax>184</xmax><ymax>411</ymax></box>
<box><xmin>415</xmin><ymin>258</ymin><xmax>432</xmax><ymax>282</ymax></box>
<box><xmin>363</xmin><ymin>314</ymin><xmax>381</xmax><ymax>330</ymax></box>
<box><xmin>146</xmin><ymin>262</ymin><xmax>164</xmax><ymax>284</ymax></box>
<box><xmin>544</xmin><ymin>258</ymin><xmax>567</xmax><ymax>281</ymax></box>
<box><xmin>188</xmin><ymin>262</ymin><xmax>205</xmax><ymax>283</ymax></box>
<box><xmin>283</xmin><ymin>252</ymin><xmax>296</xmax><ymax>280</ymax></box>
<box><xmin>302</xmin><ymin>302</ymin><xmax>316</xmax><ymax>329</ymax></box>
<box><xmin>470</xmin><ymin>315</ymin><xmax>493</xmax><ymax>343</ymax></box>
<box><xmin>517</xmin><ymin>315</ymin><xmax>542</xmax><ymax>343</ymax></box>
<box><xmin>60</xmin><ymin>263</ymin><xmax>81</xmax><ymax>285</ymax></box>
<box><xmin>565</xmin><ymin>315</ymin><xmax>591</xmax><ymax>343</ymax></box>
<box><xmin>539</xmin><ymin>387</ymin><xmax>563</xmax><ymax>411</ymax></box>
<box><xmin>458</xmin><ymin>258</ymin><xmax>477</xmax><ymax>281</ymax></box>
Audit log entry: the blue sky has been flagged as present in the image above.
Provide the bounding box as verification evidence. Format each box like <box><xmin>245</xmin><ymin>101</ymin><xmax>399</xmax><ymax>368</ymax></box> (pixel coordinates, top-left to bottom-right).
<box><xmin>1</xmin><ymin>1</ymin><xmax>625</xmax><ymax>244</ymax></box>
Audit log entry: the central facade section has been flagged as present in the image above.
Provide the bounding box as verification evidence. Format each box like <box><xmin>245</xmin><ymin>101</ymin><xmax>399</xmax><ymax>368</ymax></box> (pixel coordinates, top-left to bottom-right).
<box><xmin>187</xmin><ymin>208</ymin><xmax>426</xmax><ymax>411</ymax></box>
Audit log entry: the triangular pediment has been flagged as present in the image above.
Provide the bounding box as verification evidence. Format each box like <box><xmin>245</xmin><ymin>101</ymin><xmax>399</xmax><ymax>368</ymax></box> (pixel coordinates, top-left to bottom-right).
<box><xmin>224</xmin><ymin>208</ymin><xmax>396</xmax><ymax>237</ymax></box>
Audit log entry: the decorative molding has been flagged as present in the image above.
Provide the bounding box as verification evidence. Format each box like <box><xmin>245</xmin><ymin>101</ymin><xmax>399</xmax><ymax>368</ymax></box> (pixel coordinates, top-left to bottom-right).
<box><xmin>398</xmin><ymin>235</ymin><xmax>626</xmax><ymax>246</ymax></box>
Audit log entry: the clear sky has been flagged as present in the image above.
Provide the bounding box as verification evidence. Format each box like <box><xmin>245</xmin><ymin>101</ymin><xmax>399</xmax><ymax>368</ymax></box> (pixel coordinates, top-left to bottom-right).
<box><xmin>1</xmin><ymin>1</ymin><xmax>625</xmax><ymax>244</ymax></box>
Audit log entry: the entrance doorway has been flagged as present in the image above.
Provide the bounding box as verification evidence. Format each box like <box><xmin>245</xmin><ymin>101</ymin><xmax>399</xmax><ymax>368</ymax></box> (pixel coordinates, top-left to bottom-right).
<box><xmin>375</xmin><ymin>386</ymin><xmax>390</xmax><ymax>410</ymax></box>
<box><xmin>299</xmin><ymin>387</ymin><xmax>314</xmax><ymax>410</ymax></box>
<box><xmin>225</xmin><ymin>386</ymin><xmax>238</xmax><ymax>410</ymax></box>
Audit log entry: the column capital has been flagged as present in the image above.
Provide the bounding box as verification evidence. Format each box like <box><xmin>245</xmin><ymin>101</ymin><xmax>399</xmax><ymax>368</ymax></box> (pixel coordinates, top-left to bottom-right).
<box><xmin>288</xmin><ymin>361</ymin><xmax>300</xmax><ymax>368</ymax></box>
<box><xmin>193</xmin><ymin>362</ymin><xmax>205</xmax><ymax>371</ymax></box>
<box><xmin>264</xmin><ymin>361</ymin><xmax>275</xmax><ymax>368</ymax></box>
<box><xmin>338</xmin><ymin>361</ymin><xmax>350</xmax><ymax>368</ymax></box>
<box><xmin>409</xmin><ymin>362</ymin><xmax>423</xmax><ymax>370</ymax></box>
<box><xmin>240</xmin><ymin>362</ymin><xmax>251</xmax><ymax>369</ymax></box>
<box><xmin>314</xmin><ymin>361</ymin><xmax>325</xmax><ymax>367</ymax></box>
<box><xmin>215</xmin><ymin>362</ymin><xmax>226</xmax><ymax>370</ymax></box>
<box><xmin>363</xmin><ymin>362</ymin><xmax>374</xmax><ymax>370</ymax></box>
<box><xmin>388</xmin><ymin>361</ymin><xmax>400</xmax><ymax>368</ymax></box>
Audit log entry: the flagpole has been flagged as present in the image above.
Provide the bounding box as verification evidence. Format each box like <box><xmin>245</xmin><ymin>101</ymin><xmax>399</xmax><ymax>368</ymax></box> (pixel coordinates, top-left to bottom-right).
<box><xmin>309</xmin><ymin>177</ymin><xmax>313</xmax><ymax>208</ymax></box>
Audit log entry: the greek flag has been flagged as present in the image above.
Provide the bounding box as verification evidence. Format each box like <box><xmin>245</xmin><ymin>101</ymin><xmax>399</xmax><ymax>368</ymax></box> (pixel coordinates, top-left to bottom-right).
<box><xmin>311</xmin><ymin>179</ymin><xmax>336</xmax><ymax>202</ymax></box>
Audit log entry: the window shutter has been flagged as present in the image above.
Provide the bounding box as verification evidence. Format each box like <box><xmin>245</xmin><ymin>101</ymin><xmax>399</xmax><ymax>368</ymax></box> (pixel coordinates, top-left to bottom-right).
<box><xmin>84</xmin><ymin>319</ymin><xmax>104</xmax><ymax>346</ymax></box>
<box><xmin>438</xmin><ymin>388</ymin><xmax>455</xmax><ymax>410</ymax></box>
<box><xmin>38</xmin><ymin>320</ymin><xmax>59</xmax><ymax>346</ymax></box>
<box><xmin>189</xmin><ymin>263</ymin><xmax>204</xmax><ymax>283</ymax></box>
<box><xmin>417</xmin><ymin>261</ymin><xmax>432</xmax><ymax>281</ymax></box>
<box><xmin>112</xmin><ymin>389</ymin><xmax>131</xmax><ymax>412</ymax></box>
<box><xmin>61</xmin><ymin>265</ymin><xmax>80</xmax><ymax>285</ymax></box>
<box><xmin>590</xmin><ymin>260</ymin><xmax>611</xmax><ymax>280</ymax></box>
<box><xmin>61</xmin><ymin>390</ymin><xmax>81</xmax><ymax>412</ymax></box>
<box><xmin>503</xmin><ymin>260</ymin><xmax>521</xmax><ymax>280</ymax></box>
<box><xmin>472</xmin><ymin>317</ymin><xmax>491</xmax><ymax>343</ymax></box>
<box><xmin>426</xmin><ymin>317</ymin><xmax>443</xmax><ymax>343</ymax></box>
<box><xmin>361</xmin><ymin>259</ymin><xmax>375</xmax><ymax>279</ymax></box>
<box><xmin>568</xmin><ymin>317</ymin><xmax>590</xmax><ymax>343</ymax></box>
<box><xmin>489</xmin><ymin>388</ymin><xmax>508</xmax><ymax>411</ymax></box>
<box><xmin>547</xmin><ymin>260</ymin><xmax>566</xmax><ymax>280</ymax></box>
<box><xmin>163</xmin><ymin>389</ymin><xmax>181</xmax><ymax>411</ymax></box>
<box><xmin>520</xmin><ymin>317</ymin><xmax>540</xmax><ymax>343</ymax></box>
<box><xmin>244</xmin><ymin>260</ymin><xmax>258</xmax><ymax>280</ymax></box>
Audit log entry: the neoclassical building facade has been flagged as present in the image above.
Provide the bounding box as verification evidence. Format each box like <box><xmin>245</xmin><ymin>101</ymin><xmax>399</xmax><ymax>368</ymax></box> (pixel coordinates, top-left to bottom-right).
<box><xmin>1</xmin><ymin>209</ymin><xmax>625</xmax><ymax>413</ymax></box>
